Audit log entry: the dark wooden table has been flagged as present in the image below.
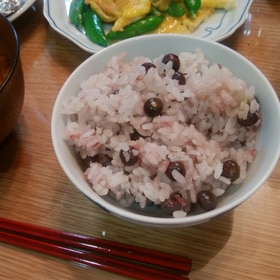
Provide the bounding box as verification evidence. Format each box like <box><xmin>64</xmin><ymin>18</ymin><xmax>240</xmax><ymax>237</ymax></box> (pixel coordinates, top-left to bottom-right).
<box><xmin>0</xmin><ymin>1</ymin><xmax>279</xmax><ymax>279</ymax></box>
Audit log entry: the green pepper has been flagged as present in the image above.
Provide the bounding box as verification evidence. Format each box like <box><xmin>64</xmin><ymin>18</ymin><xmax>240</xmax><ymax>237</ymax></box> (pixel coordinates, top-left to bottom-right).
<box><xmin>69</xmin><ymin>0</ymin><xmax>85</xmax><ymax>29</ymax></box>
<box><xmin>167</xmin><ymin>1</ymin><xmax>186</xmax><ymax>18</ymax></box>
<box><xmin>83</xmin><ymin>5</ymin><xmax>109</xmax><ymax>47</ymax></box>
<box><xmin>107</xmin><ymin>15</ymin><xmax>164</xmax><ymax>41</ymax></box>
<box><xmin>184</xmin><ymin>0</ymin><xmax>201</xmax><ymax>17</ymax></box>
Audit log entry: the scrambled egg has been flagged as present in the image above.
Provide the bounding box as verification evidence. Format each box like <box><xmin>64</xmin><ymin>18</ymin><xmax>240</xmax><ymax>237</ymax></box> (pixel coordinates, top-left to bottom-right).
<box><xmin>154</xmin><ymin>8</ymin><xmax>214</xmax><ymax>34</ymax></box>
<box><xmin>151</xmin><ymin>0</ymin><xmax>236</xmax><ymax>34</ymax></box>
<box><xmin>201</xmin><ymin>0</ymin><xmax>235</xmax><ymax>10</ymax></box>
<box><xmin>84</xmin><ymin>0</ymin><xmax>126</xmax><ymax>22</ymax></box>
<box><xmin>85</xmin><ymin>0</ymin><xmax>236</xmax><ymax>32</ymax></box>
<box><xmin>151</xmin><ymin>0</ymin><xmax>235</xmax><ymax>11</ymax></box>
<box><xmin>85</xmin><ymin>0</ymin><xmax>151</xmax><ymax>31</ymax></box>
<box><xmin>113</xmin><ymin>0</ymin><xmax>151</xmax><ymax>31</ymax></box>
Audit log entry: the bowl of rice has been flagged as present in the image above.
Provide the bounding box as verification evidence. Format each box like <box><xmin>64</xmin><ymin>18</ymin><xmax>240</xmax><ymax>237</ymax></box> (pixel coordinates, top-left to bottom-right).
<box><xmin>51</xmin><ymin>34</ymin><xmax>280</xmax><ymax>227</ymax></box>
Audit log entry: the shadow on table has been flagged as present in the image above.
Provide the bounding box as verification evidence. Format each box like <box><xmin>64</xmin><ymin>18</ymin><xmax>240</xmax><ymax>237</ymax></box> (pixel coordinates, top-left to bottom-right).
<box><xmin>90</xmin><ymin>209</ymin><xmax>233</xmax><ymax>273</ymax></box>
<box><xmin>0</xmin><ymin>123</ymin><xmax>22</xmax><ymax>173</ymax></box>
<box><xmin>55</xmin><ymin>184</ymin><xmax>233</xmax><ymax>275</ymax></box>
<box><xmin>11</xmin><ymin>2</ymin><xmax>40</xmax><ymax>44</ymax></box>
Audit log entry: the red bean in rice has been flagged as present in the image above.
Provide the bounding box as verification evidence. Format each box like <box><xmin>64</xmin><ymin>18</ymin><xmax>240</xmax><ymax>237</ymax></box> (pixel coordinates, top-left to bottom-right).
<box><xmin>61</xmin><ymin>50</ymin><xmax>260</xmax><ymax>217</ymax></box>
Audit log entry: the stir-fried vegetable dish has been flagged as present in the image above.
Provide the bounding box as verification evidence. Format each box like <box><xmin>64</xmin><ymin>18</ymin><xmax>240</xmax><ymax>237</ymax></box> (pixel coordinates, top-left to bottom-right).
<box><xmin>69</xmin><ymin>0</ymin><xmax>236</xmax><ymax>47</ymax></box>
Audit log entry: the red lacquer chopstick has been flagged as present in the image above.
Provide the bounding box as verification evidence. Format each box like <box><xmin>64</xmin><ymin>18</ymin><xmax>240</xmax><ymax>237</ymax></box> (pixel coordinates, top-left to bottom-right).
<box><xmin>0</xmin><ymin>217</ymin><xmax>191</xmax><ymax>273</ymax></box>
<box><xmin>0</xmin><ymin>229</ymin><xmax>189</xmax><ymax>280</ymax></box>
<box><xmin>0</xmin><ymin>218</ymin><xmax>191</xmax><ymax>279</ymax></box>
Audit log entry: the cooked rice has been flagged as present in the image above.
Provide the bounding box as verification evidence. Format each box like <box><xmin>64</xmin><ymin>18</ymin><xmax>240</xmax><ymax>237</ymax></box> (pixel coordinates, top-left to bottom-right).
<box><xmin>61</xmin><ymin>50</ymin><xmax>260</xmax><ymax>217</ymax></box>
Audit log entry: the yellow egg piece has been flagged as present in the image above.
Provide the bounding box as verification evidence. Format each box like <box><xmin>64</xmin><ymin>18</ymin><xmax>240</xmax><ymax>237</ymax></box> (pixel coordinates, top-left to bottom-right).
<box><xmin>112</xmin><ymin>0</ymin><xmax>151</xmax><ymax>31</ymax></box>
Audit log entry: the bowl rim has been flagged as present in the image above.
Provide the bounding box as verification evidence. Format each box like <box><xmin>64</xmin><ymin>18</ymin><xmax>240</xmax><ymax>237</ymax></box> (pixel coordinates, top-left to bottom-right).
<box><xmin>0</xmin><ymin>14</ymin><xmax>20</xmax><ymax>92</ymax></box>
<box><xmin>51</xmin><ymin>34</ymin><xmax>280</xmax><ymax>226</ymax></box>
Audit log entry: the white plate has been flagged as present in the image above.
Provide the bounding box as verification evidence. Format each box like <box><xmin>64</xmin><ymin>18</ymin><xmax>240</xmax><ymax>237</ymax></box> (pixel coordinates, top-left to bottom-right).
<box><xmin>43</xmin><ymin>0</ymin><xmax>253</xmax><ymax>53</ymax></box>
<box><xmin>7</xmin><ymin>0</ymin><xmax>36</xmax><ymax>21</ymax></box>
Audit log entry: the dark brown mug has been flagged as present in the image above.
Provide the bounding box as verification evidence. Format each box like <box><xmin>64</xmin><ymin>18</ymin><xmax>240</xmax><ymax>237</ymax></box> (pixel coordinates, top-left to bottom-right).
<box><xmin>0</xmin><ymin>14</ymin><xmax>24</xmax><ymax>143</ymax></box>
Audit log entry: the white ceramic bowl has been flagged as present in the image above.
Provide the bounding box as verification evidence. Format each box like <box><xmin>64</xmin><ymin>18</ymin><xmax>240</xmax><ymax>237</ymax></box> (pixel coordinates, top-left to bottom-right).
<box><xmin>51</xmin><ymin>34</ymin><xmax>280</xmax><ymax>227</ymax></box>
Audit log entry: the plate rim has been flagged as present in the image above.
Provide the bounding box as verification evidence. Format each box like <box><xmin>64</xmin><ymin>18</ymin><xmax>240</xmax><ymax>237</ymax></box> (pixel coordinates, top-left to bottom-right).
<box><xmin>7</xmin><ymin>0</ymin><xmax>37</xmax><ymax>21</ymax></box>
<box><xmin>43</xmin><ymin>0</ymin><xmax>253</xmax><ymax>53</ymax></box>
<box><xmin>199</xmin><ymin>0</ymin><xmax>253</xmax><ymax>41</ymax></box>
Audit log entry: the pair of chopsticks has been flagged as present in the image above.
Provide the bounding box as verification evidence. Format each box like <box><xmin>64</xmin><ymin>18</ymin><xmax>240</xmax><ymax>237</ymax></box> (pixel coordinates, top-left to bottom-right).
<box><xmin>0</xmin><ymin>217</ymin><xmax>191</xmax><ymax>279</ymax></box>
